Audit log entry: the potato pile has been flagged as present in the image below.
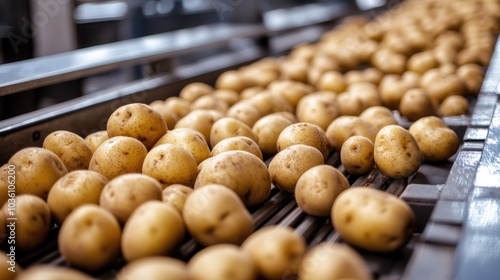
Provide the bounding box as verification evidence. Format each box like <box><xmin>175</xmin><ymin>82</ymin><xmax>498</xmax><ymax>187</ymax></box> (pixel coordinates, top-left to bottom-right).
<box><xmin>1</xmin><ymin>0</ymin><xmax>499</xmax><ymax>278</ymax></box>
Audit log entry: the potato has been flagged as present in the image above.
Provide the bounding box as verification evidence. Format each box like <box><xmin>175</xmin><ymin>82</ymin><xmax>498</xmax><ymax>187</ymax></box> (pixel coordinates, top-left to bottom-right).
<box><xmin>341</xmin><ymin>136</ymin><xmax>375</xmax><ymax>175</ymax></box>
<box><xmin>84</xmin><ymin>130</ymin><xmax>109</xmax><ymax>153</ymax></box>
<box><xmin>188</xmin><ymin>244</ymin><xmax>256</xmax><ymax>280</ymax></box>
<box><xmin>175</xmin><ymin>109</ymin><xmax>224</xmax><ymax>144</ymax></box>
<box><xmin>121</xmin><ymin>201</ymin><xmax>184</xmax><ymax>262</ymax></box>
<box><xmin>268</xmin><ymin>144</ymin><xmax>324</xmax><ymax>193</ymax></box>
<box><xmin>407</xmin><ymin>51</ymin><xmax>439</xmax><ymax>74</ymax></box>
<box><xmin>280</xmin><ymin>59</ymin><xmax>309</xmax><ymax>83</ymax></box>
<box><xmin>216</xmin><ymin>70</ymin><xmax>251</xmax><ymax>93</ymax></box>
<box><xmin>438</xmin><ymin>95</ymin><xmax>469</xmax><ymax>116</ymax></box>
<box><xmin>190</xmin><ymin>95</ymin><xmax>229</xmax><ymax>113</ymax></box>
<box><xmin>371</xmin><ymin>48</ymin><xmax>406</xmax><ymax>74</ymax></box>
<box><xmin>295</xmin><ymin>92</ymin><xmax>340</xmax><ymax>131</ymax></box>
<box><xmin>58</xmin><ymin>205</ymin><xmax>121</xmax><ymax>271</ymax></box>
<box><xmin>213</xmin><ymin>89</ymin><xmax>240</xmax><ymax>106</ymax></box>
<box><xmin>316</xmin><ymin>71</ymin><xmax>347</xmax><ymax>93</ymax></box>
<box><xmin>89</xmin><ymin>136</ymin><xmax>148</xmax><ymax>180</ymax></box>
<box><xmin>268</xmin><ymin>80</ymin><xmax>313</xmax><ymax>108</ymax></box>
<box><xmin>117</xmin><ymin>257</ymin><xmax>190</xmax><ymax>280</ymax></box>
<box><xmin>0</xmin><ymin>251</ymin><xmax>21</xmax><ymax>280</ymax></box>
<box><xmin>332</xmin><ymin>187</ymin><xmax>415</xmax><ymax>252</ymax></box>
<box><xmin>42</xmin><ymin>130</ymin><xmax>92</xmax><ymax>172</ymax></box>
<box><xmin>409</xmin><ymin>116</ymin><xmax>460</xmax><ymax>162</ymax></box>
<box><xmin>179</xmin><ymin>82</ymin><xmax>213</xmax><ymax>102</ymax></box>
<box><xmin>0</xmin><ymin>164</ymin><xmax>12</xmax><ymax>208</ymax></box>
<box><xmin>211</xmin><ymin>136</ymin><xmax>263</xmax><ymax>160</ymax></box>
<box><xmin>7</xmin><ymin>147</ymin><xmax>67</xmax><ymax>200</ymax></box>
<box><xmin>456</xmin><ymin>63</ymin><xmax>485</xmax><ymax>94</ymax></box>
<box><xmin>154</xmin><ymin>128</ymin><xmax>210</xmax><ymax>165</ymax></box>
<box><xmin>241</xmin><ymin>226</ymin><xmax>306</xmax><ymax>280</ymax></box>
<box><xmin>295</xmin><ymin>165</ymin><xmax>349</xmax><ymax>217</ymax></box>
<box><xmin>399</xmin><ymin>88</ymin><xmax>437</xmax><ymax>121</ymax></box>
<box><xmin>183</xmin><ymin>184</ymin><xmax>253</xmax><ymax>246</ymax></box>
<box><xmin>326</xmin><ymin>116</ymin><xmax>377</xmax><ymax>151</ymax></box>
<box><xmin>47</xmin><ymin>170</ymin><xmax>108</xmax><ymax>224</ymax></box>
<box><xmin>149</xmin><ymin>100</ymin><xmax>179</xmax><ymax>129</ymax></box>
<box><xmin>162</xmin><ymin>184</ymin><xmax>193</xmax><ymax>215</ymax></box>
<box><xmin>209</xmin><ymin>117</ymin><xmax>257</xmax><ymax>148</ymax></box>
<box><xmin>337</xmin><ymin>90</ymin><xmax>380</xmax><ymax>116</ymax></box>
<box><xmin>16</xmin><ymin>265</ymin><xmax>94</xmax><ymax>280</ymax></box>
<box><xmin>420</xmin><ymin>70</ymin><xmax>465</xmax><ymax>103</ymax></box>
<box><xmin>374</xmin><ymin>125</ymin><xmax>422</xmax><ymax>178</ymax></box>
<box><xmin>226</xmin><ymin>101</ymin><xmax>263</xmax><ymax>128</ymax></box>
<box><xmin>100</xmin><ymin>173</ymin><xmax>162</xmax><ymax>224</ymax></box>
<box><xmin>359</xmin><ymin>106</ymin><xmax>397</xmax><ymax>133</ymax></box>
<box><xmin>164</xmin><ymin>97</ymin><xmax>191</xmax><ymax>119</ymax></box>
<box><xmin>195</xmin><ymin>150</ymin><xmax>270</xmax><ymax>207</ymax></box>
<box><xmin>107</xmin><ymin>103</ymin><xmax>167</xmax><ymax>149</ymax></box>
<box><xmin>277</xmin><ymin>123</ymin><xmax>330</xmax><ymax>161</ymax></box>
<box><xmin>298</xmin><ymin>242</ymin><xmax>373</xmax><ymax>280</ymax></box>
<box><xmin>379</xmin><ymin>72</ymin><xmax>420</xmax><ymax>110</ymax></box>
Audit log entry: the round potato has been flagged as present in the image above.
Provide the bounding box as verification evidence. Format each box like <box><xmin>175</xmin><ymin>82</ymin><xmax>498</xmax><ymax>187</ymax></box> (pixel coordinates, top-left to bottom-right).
<box><xmin>374</xmin><ymin>125</ymin><xmax>422</xmax><ymax>179</ymax></box>
<box><xmin>195</xmin><ymin>151</ymin><xmax>270</xmax><ymax>207</ymax></box>
<box><xmin>399</xmin><ymin>88</ymin><xmax>437</xmax><ymax>122</ymax></box>
<box><xmin>188</xmin><ymin>244</ymin><xmax>256</xmax><ymax>280</ymax></box>
<box><xmin>216</xmin><ymin>70</ymin><xmax>251</xmax><ymax>93</ymax></box>
<box><xmin>252</xmin><ymin>113</ymin><xmax>295</xmax><ymax>156</ymax></box>
<box><xmin>142</xmin><ymin>144</ymin><xmax>198</xmax><ymax>188</ymax></box>
<box><xmin>340</xmin><ymin>136</ymin><xmax>375</xmax><ymax>175</ymax></box>
<box><xmin>0</xmin><ymin>250</ymin><xmax>20</xmax><ymax>280</ymax></box>
<box><xmin>326</xmin><ymin>116</ymin><xmax>377</xmax><ymax>151</ymax></box>
<box><xmin>268</xmin><ymin>144</ymin><xmax>324</xmax><ymax>193</ymax></box>
<box><xmin>84</xmin><ymin>130</ymin><xmax>109</xmax><ymax>153</ymax></box>
<box><xmin>89</xmin><ymin>136</ymin><xmax>148</xmax><ymax>180</ymax></box>
<box><xmin>16</xmin><ymin>265</ymin><xmax>94</xmax><ymax>280</ymax></box>
<box><xmin>241</xmin><ymin>226</ymin><xmax>306</xmax><ymax>280</ymax></box>
<box><xmin>213</xmin><ymin>89</ymin><xmax>240</xmax><ymax>106</ymax></box>
<box><xmin>295</xmin><ymin>93</ymin><xmax>340</xmax><ymax>131</ymax></box>
<box><xmin>183</xmin><ymin>184</ymin><xmax>253</xmax><ymax>246</ymax></box>
<box><xmin>100</xmin><ymin>173</ymin><xmax>162</xmax><ymax>224</ymax></box>
<box><xmin>277</xmin><ymin>122</ymin><xmax>330</xmax><ymax>161</ymax></box>
<box><xmin>332</xmin><ymin>187</ymin><xmax>415</xmax><ymax>252</ymax></box>
<box><xmin>154</xmin><ymin>128</ymin><xmax>210</xmax><ymax>165</ymax></box>
<box><xmin>211</xmin><ymin>136</ymin><xmax>263</xmax><ymax>160</ymax></box>
<box><xmin>295</xmin><ymin>165</ymin><xmax>350</xmax><ymax>217</ymax></box>
<box><xmin>164</xmin><ymin>97</ymin><xmax>191</xmax><ymax>119</ymax></box>
<box><xmin>409</xmin><ymin>116</ymin><xmax>460</xmax><ymax>162</ymax></box>
<box><xmin>407</xmin><ymin>51</ymin><xmax>439</xmax><ymax>74</ymax></box>
<box><xmin>107</xmin><ymin>103</ymin><xmax>167</xmax><ymax>150</ymax></box>
<box><xmin>379</xmin><ymin>72</ymin><xmax>420</xmax><ymax>110</ymax></box>
<box><xmin>438</xmin><ymin>95</ymin><xmax>469</xmax><ymax>116</ymax></box>
<box><xmin>175</xmin><ymin>109</ymin><xmax>224</xmax><ymax>144</ymax></box>
<box><xmin>117</xmin><ymin>257</ymin><xmax>190</xmax><ymax>280</ymax></box>
<box><xmin>268</xmin><ymin>80</ymin><xmax>313</xmax><ymax>108</ymax></box>
<box><xmin>7</xmin><ymin>147</ymin><xmax>67</xmax><ymax>200</ymax></box>
<box><xmin>149</xmin><ymin>100</ymin><xmax>179</xmax><ymax>129</ymax></box>
<box><xmin>58</xmin><ymin>205</ymin><xmax>121</xmax><ymax>271</ymax></box>
<box><xmin>47</xmin><ymin>170</ymin><xmax>108</xmax><ymax>224</ymax></box>
<box><xmin>162</xmin><ymin>184</ymin><xmax>193</xmax><ymax>215</ymax></box>
<box><xmin>316</xmin><ymin>70</ymin><xmax>347</xmax><ymax>93</ymax></box>
<box><xmin>226</xmin><ymin>102</ymin><xmax>263</xmax><ymax>128</ymax></box>
<box><xmin>42</xmin><ymin>130</ymin><xmax>93</xmax><ymax>171</ymax></box>
<box><xmin>209</xmin><ymin>117</ymin><xmax>257</xmax><ymax>148</ymax></box>
<box><xmin>179</xmin><ymin>82</ymin><xmax>213</xmax><ymax>102</ymax></box>
<box><xmin>298</xmin><ymin>242</ymin><xmax>373</xmax><ymax>280</ymax></box>
<box><xmin>190</xmin><ymin>95</ymin><xmax>229</xmax><ymax>113</ymax></box>
<box><xmin>359</xmin><ymin>106</ymin><xmax>397</xmax><ymax>133</ymax></box>
<box><xmin>456</xmin><ymin>63</ymin><xmax>484</xmax><ymax>94</ymax></box>
<box><xmin>121</xmin><ymin>201</ymin><xmax>185</xmax><ymax>262</ymax></box>
<box><xmin>371</xmin><ymin>48</ymin><xmax>406</xmax><ymax>74</ymax></box>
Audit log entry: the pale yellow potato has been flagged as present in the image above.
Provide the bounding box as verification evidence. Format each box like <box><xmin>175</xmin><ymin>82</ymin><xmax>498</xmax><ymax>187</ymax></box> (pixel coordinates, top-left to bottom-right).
<box><xmin>162</xmin><ymin>184</ymin><xmax>193</xmax><ymax>215</ymax></box>
<box><xmin>149</xmin><ymin>100</ymin><xmax>179</xmax><ymax>129</ymax></box>
<box><xmin>195</xmin><ymin>150</ymin><xmax>270</xmax><ymax>207</ymax></box>
<box><xmin>16</xmin><ymin>265</ymin><xmax>94</xmax><ymax>280</ymax></box>
<box><xmin>244</xmin><ymin>92</ymin><xmax>275</xmax><ymax>116</ymax></box>
<box><xmin>213</xmin><ymin>89</ymin><xmax>240</xmax><ymax>106</ymax></box>
<box><xmin>374</xmin><ymin>125</ymin><xmax>422</xmax><ymax>178</ymax></box>
<box><xmin>409</xmin><ymin>116</ymin><xmax>460</xmax><ymax>162</ymax></box>
<box><xmin>438</xmin><ymin>95</ymin><xmax>469</xmax><ymax>116</ymax></box>
<box><xmin>89</xmin><ymin>136</ymin><xmax>148</xmax><ymax>180</ymax></box>
<box><xmin>326</xmin><ymin>116</ymin><xmax>377</xmax><ymax>151</ymax></box>
<box><xmin>341</xmin><ymin>136</ymin><xmax>375</xmax><ymax>175</ymax></box>
<box><xmin>399</xmin><ymin>88</ymin><xmax>437</xmax><ymax>122</ymax></box>
<box><xmin>1</xmin><ymin>195</ymin><xmax>50</xmax><ymax>252</ymax></box>
<box><xmin>216</xmin><ymin>70</ymin><xmax>251</xmax><ymax>93</ymax></box>
<box><xmin>241</xmin><ymin>226</ymin><xmax>306</xmax><ymax>280</ymax></box>
<box><xmin>280</xmin><ymin>59</ymin><xmax>309</xmax><ymax>83</ymax></box>
<box><xmin>316</xmin><ymin>70</ymin><xmax>346</xmax><ymax>94</ymax></box>
<box><xmin>332</xmin><ymin>187</ymin><xmax>415</xmax><ymax>253</ymax></box>
<box><xmin>84</xmin><ymin>130</ymin><xmax>109</xmax><ymax>153</ymax></box>
<box><xmin>58</xmin><ymin>205</ymin><xmax>121</xmax><ymax>271</ymax></box>
<box><xmin>277</xmin><ymin>122</ymin><xmax>330</xmax><ymax>161</ymax></box>
<box><xmin>211</xmin><ymin>136</ymin><xmax>263</xmax><ymax>160</ymax></box>
<box><xmin>456</xmin><ymin>63</ymin><xmax>485</xmax><ymax>94</ymax></box>
<box><xmin>7</xmin><ymin>147</ymin><xmax>67</xmax><ymax>200</ymax></box>
<box><xmin>47</xmin><ymin>170</ymin><xmax>108</xmax><ymax>224</ymax></box>
<box><xmin>43</xmin><ymin>130</ymin><xmax>93</xmax><ymax>171</ymax></box>
<box><xmin>179</xmin><ymin>82</ymin><xmax>214</xmax><ymax>102</ymax></box>
<box><xmin>183</xmin><ymin>184</ymin><xmax>253</xmax><ymax>246</ymax></box>
<box><xmin>226</xmin><ymin>101</ymin><xmax>263</xmax><ymax>128</ymax></box>
<box><xmin>295</xmin><ymin>92</ymin><xmax>340</xmax><ymax>131</ymax></box>
<box><xmin>164</xmin><ymin>97</ymin><xmax>191</xmax><ymax>119</ymax></box>
<box><xmin>267</xmin><ymin>80</ymin><xmax>313</xmax><ymax>108</ymax></box>
<box><xmin>0</xmin><ymin>251</ymin><xmax>21</xmax><ymax>280</ymax></box>
<box><xmin>420</xmin><ymin>70</ymin><xmax>465</xmax><ymax>103</ymax></box>
<box><xmin>190</xmin><ymin>95</ymin><xmax>229</xmax><ymax>113</ymax></box>
<box><xmin>359</xmin><ymin>106</ymin><xmax>397</xmax><ymax>133</ymax></box>
<box><xmin>298</xmin><ymin>242</ymin><xmax>373</xmax><ymax>280</ymax></box>
<box><xmin>371</xmin><ymin>48</ymin><xmax>406</xmax><ymax>74</ymax></box>
<box><xmin>407</xmin><ymin>51</ymin><xmax>439</xmax><ymax>74</ymax></box>
<box><xmin>117</xmin><ymin>257</ymin><xmax>190</xmax><ymax>280</ymax></box>
<box><xmin>188</xmin><ymin>244</ymin><xmax>257</xmax><ymax>280</ymax></box>
<box><xmin>268</xmin><ymin>144</ymin><xmax>324</xmax><ymax>193</ymax></box>
<box><xmin>295</xmin><ymin>165</ymin><xmax>349</xmax><ymax>217</ymax></box>
<box><xmin>175</xmin><ymin>109</ymin><xmax>224</xmax><ymax>144</ymax></box>
<box><xmin>142</xmin><ymin>144</ymin><xmax>198</xmax><ymax>188</ymax></box>
<box><xmin>99</xmin><ymin>173</ymin><xmax>162</xmax><ymax>224</ymax></box>
<box><xmin>379</xmin><ymin>72</ymin><xmax>420</xmax><ymax>110</ymax></box>
<box><xmin>209</xmin><ymin>117</ymin><xmax>257</xmax><ymax>148</ymax></box>
<box><xmin>252</xmin><ymin>113</ymin><xmax>296</xmax><ymax>156</ymax></box>
<box><xmin>121</xmin><ymin>201</ymin><xmax>184</xmax><ymax>262</ymax></box>
<box><xmin>107</xmin><ymin>103</ymin><xmax>167</xmax><ymax>149</ymax></box>
<box><xmin>337</xmin><ymin>90</ymin><xmax>380</xmax><ymax>116</ymax></box>
<box><xmin>240</xmin><ymin>86</ymin><xmax>265</xmax><ymax>100</ymax></box>
<box><xmin>154</xmin><ymin>128</ymin><xmax>210</xmax><ymax>165</ymax></box>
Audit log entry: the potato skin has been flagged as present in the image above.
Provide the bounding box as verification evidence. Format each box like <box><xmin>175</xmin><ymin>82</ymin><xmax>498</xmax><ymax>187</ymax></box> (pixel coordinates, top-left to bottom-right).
<box><xmin>277</xmin><ymin>123</ymin><xmax>330</xmax><ymax>161</ymax></box>
<box><xmin>438</xmin><ymin>95</ymin><xmax>469</xmax><ymax>116</ymax></box>
<box><xmin>209</xmin><ymin>117</ymin><xmax>257</xmax><ymax>148</ymax></box>
<box><xmin>43</xmin><ymin>130</ymin><xmax>93</xmax><ymax>171</ymax></box>
<box><xmin>399</xmin><ymin>88</ymin><xmax>437</xmax><ymax>122</ymax></box>
<box><xmin>252</xmin><ymin>113</ymin><xmax>295</xmax><ymax>156</ymax></box>
<box><xmin>298</xmin><ymin>243</ymin><xmax>373</xmax><ymax>280</ymax></box>
<box><xmin>295</xmin><ymin>165</ymin><xmax>349</xmax><ymax>217</ymax></box>
<box><xmin>359</xmin><ymin>106</ymin><xmax>397</xmax><ymax>133</ymax></box>
<box><xmin>374</xmin><ymin>125</ymin><xmax>422</xmax><ymax>178</ymax></box>
<box><xmin>211</xmin><ymin>136</ymin><xmax>263</xmax><ymax>161</ymax></box>
<box><xmin>117</xmin><ymin>257</ymin><xmax>190</xmax><ymax>280</ymax></box>
<box><xmin>296</xmin><ymin>92</ymin><xmax>340</xmax><ymax>131</ymax></box>
<box><xmin>326</xmin><ymin>116</ymin><xmax>377</xmax><ymax>151</ymax></box>
<box><xmin>121</xmin><ymin>201</ymin><xmax>185</xmax><ymax>262</ymax></box>
<box><xmin>188</xmin><ymin>244</ymin><xmax>256</xmax><ymax>280</ymax></box>
<box><xmin>58</xmin><ymin>205</ymin><xmax>121</xmax><ymax>271</ymax></box>
<box><xmin>332</xmin><ymin>187</ymin><xmax>415</xmax><ymax>253</ymax></box>
<box><xmin>340</xmin><ymin>136</ymin><xmax>375</xmax><ymax>175</ymax></box>
<box><xmin>153</xmin><ymin>128</ymin><xmax>210</xmax><ymax>165</ymax></box>
<box><xmin>162</xmin><ymin>184</ymin><xmax>193</xmax><ymax>215</ymax></box>
<box><xmin>175</xmin><ymin>109</ymin><xmax>224</xmax><ymax>145</ymax></box>
<box><xmin>183</xmin><ymin>184</ymin><xmax>253</xmax><ymax>246</ymax></box>
<box><xmin>85</xmin><ymin>130</ymin><xmax>109</xmax><ymax>153</ymax></box>
<box><xmin>16</xmin><ymin>265</ymin><xmax>95</xmax><ymax>280</ymax></box>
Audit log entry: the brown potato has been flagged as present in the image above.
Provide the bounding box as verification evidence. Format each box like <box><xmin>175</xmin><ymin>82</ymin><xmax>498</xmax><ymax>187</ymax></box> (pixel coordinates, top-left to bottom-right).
<box><xmin>379</xmin><ymin>72</ymin><xmax>420</xmax><ymax>110</ymax></box>
<box><xmin>116</xmin><ymin>257</ymin><xmax>190</xmax><ymax>280</ymax></box>
<box><xmin>407</xmin><ymin>51</ymin><xmax>439</xmax><ymax>74</ymax></box>
<box><xmin>162</xmin><ymin>184</ymin><xmax>193</xmax><ymax>215</ymax></box>
<box><xmin>399</xmin><ymin>88</ymin><xmax>437</xmax><ymax>121</ymax></box>
<box><xmin>84</xmin><ymin>130</ymin><xmax>109</xmax><ymax>153</ymax></box>
<box><xmin>252</xmin><ymin>113</ymin><xmax>296</xmax><ymax>156</ymax></box>
<box><xmin>456</xmin><ymin>63</ymin><xmax>485</xmax><ymax>94</ymax></box>
<box><xmin>438</xmin><ymin>95</ymin><xmax>469</xmax><ymax>116</ymax></box>
<box><xmin>0</xmin><ymin>250</ymin><xmax>20</xmax><ymax>280</ymax></box>
<box><xmin>326</xmin><ymin>116</ymin><xmax>377</xmax><ymax>151</ymax></box>
<box><xmin>154</xmin><ymin>128</ymin><xmax>210</xmax><ymax>165</ymax></box>
<box><xmin>340</xmin><ymin>136</ymin><xmax>375</xmax><ymax>175</ymax></box>
<box><xmin>316</xmin><ymin>71</ymin><xmax>347</xmax><ymax>94</ymax></box>
<box><xmin>295</xmin><ymin>92</ymin><xmax>340</xmax><ymax>131</ymax></box>
<box><xmin>277</xmin><ymin>122</ymin><xmax>330</xmax><ymax>160</ymax></box>
<box><xmin>359</xmin><ymin>106</ymin><xmax>397</xmax><ymax>133</ymax></box>
<box><xmin>280</xmin><ymin>59</ymin><xmax>309</xmax><ymax>83</ymax></box>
